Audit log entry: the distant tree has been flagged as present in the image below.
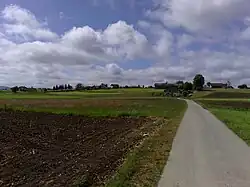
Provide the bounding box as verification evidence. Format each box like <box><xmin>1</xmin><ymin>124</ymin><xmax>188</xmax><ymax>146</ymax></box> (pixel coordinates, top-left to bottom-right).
<box><xmin>64</xmin><ymin>84</ymin><xmax>68</xmax><ymax>90</ymax></box>
<box><xmin>184</xmin><ymin>82</ymin><xmax>193</xmax><ymax>91</ymax></box>
<box><xmin>176</xmin><ymin>81</ymin><xmax>184</xmax><ymax>85</ymax></box>
<box><xmin>53</xmin><ymin>86</ymin><xmax>56</xmax><ymax>90</ymax></box>
<box><xmin>11</xmin><ymin>86</ymin><xmax>19</xmax><ymax>93</ymax></box>
<box><xmin>19</xmin><ymin>86</ymin><xmax>28</xmax><ymax>92</ymax></box>
<box><xmin>154</xmin><ymin>83</ymin><xmax>168</xmax><ymax>89</ymax></box>
<box><xmin>75</xmin><ymin>83</ymin><xmax>83</xmax><ymax>90</ymax></box>
<box><xmin>238</xmin><ymin>84</ymin><xmax>248</xmax><ymax>89</ymax></box>
<box><xmin>55</xmin><ymin>85</ymin><xmax>59</xmax><ymax>90</ymax></box>
<box><xmin>111</xmin><ymin>84</ymin><xmax>119</xmax><ymax>89</ymax></box>
<box><xmin>68</xmin><ymin>84</ymin><xmax>73</xmax><ymax>90</ymax></box>
<box><xmin>138</xmin><ymin>85</ymin><xmax>141</xmax><ymax>88</ymax></box>
<box><xmin>193</xmin><ymin>74</ymin><xmax>205</xmax><ymax>91</ymax></box>
<box><xmin>58</xmin><ymin>85</ymin><xmax>64</xmax><ymax>90</ymax></box>
<box><xmin>207</xmin><ymin>82</ymin><xmax>211</xmax><ymax>88</ymax></box>
<box><xmin>226</xmin><ymin>80</ymin><xmax>232</xmax><ymax>89</ymax></box>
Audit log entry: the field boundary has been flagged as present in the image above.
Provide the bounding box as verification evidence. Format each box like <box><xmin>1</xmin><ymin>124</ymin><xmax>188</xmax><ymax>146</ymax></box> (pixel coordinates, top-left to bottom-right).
<box><xmin>105</xmin><ymin>103</ymin><xmax>187</xmax><ymax>187</ymax></box>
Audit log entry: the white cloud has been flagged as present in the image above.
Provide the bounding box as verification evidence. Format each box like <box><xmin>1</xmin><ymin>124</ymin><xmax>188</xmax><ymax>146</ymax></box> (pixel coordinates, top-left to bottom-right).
<box><xmin>1</xmin><ymin>5</ymin><xmax>58</xmax><ymax>41</ymax></box>
<box><xmin>148</xmin><ymin>0</ymin><xmax>250</xmax><ymax>34</ymax></box>
<box><xmin>62</xmin><ymin>21</ymin><xmax>151</xmax><ymax>61</ymax></box>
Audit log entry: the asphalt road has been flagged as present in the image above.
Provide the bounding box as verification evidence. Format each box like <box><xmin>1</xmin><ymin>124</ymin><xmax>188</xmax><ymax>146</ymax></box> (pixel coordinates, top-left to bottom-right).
<box><xmin>158</xmin><ymin>100</ymin><xmax>250</xmax><ymax>187</ymax></box>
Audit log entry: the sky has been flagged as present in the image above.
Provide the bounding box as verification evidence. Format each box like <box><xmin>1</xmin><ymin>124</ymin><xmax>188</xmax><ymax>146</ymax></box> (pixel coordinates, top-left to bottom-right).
<box><xmin>0</xmin><ymin>0</ymin><xmax>250</xmax><ymax>87</ymax></box>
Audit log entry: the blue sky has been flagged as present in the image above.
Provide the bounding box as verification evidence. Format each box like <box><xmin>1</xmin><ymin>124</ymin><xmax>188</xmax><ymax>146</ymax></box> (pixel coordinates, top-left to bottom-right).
<box><xmin>0</xmin><ymin>0</ymin><xmax>149</xmax><ymax>33</ymax></box>
<box><xmin>0</xmin><ymin>0</ymin><xmax>250</xmax><ymax>87</ymax></box>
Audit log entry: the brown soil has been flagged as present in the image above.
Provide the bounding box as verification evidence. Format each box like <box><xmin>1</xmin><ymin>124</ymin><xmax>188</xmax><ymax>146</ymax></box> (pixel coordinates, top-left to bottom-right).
<box><xmin>0</xmin><ymin>110</ymin><xmax>150</xmax><ymax>187</ymax></box>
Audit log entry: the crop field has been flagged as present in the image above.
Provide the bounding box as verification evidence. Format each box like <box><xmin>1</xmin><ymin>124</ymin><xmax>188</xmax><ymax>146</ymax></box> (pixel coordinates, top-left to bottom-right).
<box><xmin>197</xmin><ymin>100</ymin><xmax>250</xmax><ymax>110</ymax></box>
<box><xmin>0</xmin><ymin>98</ymin><xmax>184</xmax><ymax>117</ymax></box>
<box><xmin>0</xmin><ymin>89</ymin><xmax>163</xmax><ymax>99</ymax></box>
<box><xmin>0</xmin><ymin>89</ymin><xmax>187</xmax><ymax>187</ymax></box>
<box><xmin>202</xmin><ymin>91</ymin><xmax>250</xmax><ymax>99</ymax></box>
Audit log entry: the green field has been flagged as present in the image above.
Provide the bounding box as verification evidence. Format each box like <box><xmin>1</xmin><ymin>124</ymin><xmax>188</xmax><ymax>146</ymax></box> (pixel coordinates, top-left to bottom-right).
<box><xmin>192</xmin><ymin>88</ymin><xmax>250</xmax><ymax>100</ymax></box>
<box><xmin>0</xmin><ymin>88</ymin><xmax>187</xmax><ymax>187</ymax></box>
<box><xmin>195</xmin><ymin>89</ymin><xmax>250</xmax><ymax>145</ymax></box>
<box><xmin>0</xmin><ymin>88</ymin><xmax>163</xmax><ymax>99</ymax></box>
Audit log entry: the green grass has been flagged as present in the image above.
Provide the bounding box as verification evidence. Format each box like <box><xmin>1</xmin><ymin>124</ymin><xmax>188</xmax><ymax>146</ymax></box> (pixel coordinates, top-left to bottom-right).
<box><xmin>209</xmin><ymin>108</ymin><xmax>250</xmax><ymax>145</ymax></box>
<box><xmin>192</xmin><ymin>88</ymin><xmax>250</xmax><ymax>99</ymax></box>
<box><xmin>195</xmin><ymin>98</ymin><xmax>250</xmax><ymax>101</ymax></box>
<box><xmin>0</xmin><ymin>92</ymin><xmax>81</xmax><ymax>99</ymax></box>
<box><xmin>106</xmin><ymin>101</ymin><xmax>187</xmax><ymax>187</ymax></box>
<box><xmin>0</xmin><ymin>89</ymin><xmax>163</xmax><ymax>99</ymax></box>
<box><xmin>1</xmin><ymin>98</ymin><xmax>184</xmax><ymax>117</ymax></box>
<box><xmin>197</xmin><ymin>99</ymin><xmax>250</xmax><ymax>145</ymax></box>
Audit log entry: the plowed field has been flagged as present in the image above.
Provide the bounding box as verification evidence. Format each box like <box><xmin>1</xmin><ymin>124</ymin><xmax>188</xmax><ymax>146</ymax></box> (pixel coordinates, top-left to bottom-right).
<box><xmin>0</xmin><ymin>110</ymin><xmax>150</xmax><ymax>186</ymax></box>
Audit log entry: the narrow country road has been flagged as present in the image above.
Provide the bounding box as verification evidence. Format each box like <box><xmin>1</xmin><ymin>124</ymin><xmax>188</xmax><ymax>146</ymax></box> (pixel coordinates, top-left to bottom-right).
<box><xmin>158</xmin><ymin>100</ymin><xmax>250</xmax><ymax>187</ymax></box>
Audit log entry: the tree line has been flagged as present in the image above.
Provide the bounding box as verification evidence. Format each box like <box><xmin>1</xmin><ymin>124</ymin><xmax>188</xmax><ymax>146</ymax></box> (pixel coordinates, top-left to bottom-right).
<box><xmin>52</xmin><ymin>84</ymin><xmax>73</xmax><ymax>91</ymax></box>
<box><xmin>9</xmin><ymin>73</ymin><xmax>249</xmax><ymax>93</ymax></box>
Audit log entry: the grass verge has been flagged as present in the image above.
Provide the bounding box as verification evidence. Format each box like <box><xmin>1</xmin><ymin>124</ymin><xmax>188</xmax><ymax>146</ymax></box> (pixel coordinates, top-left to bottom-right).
<box><xmin>105</xmin><ymin>101</ymin><xmax>187</xmax><ymax>187</ymax></box>
<box><xmin>197</xmin><ymin>99</ymin><xmax>250</xmax><ymax>145</ymax></box>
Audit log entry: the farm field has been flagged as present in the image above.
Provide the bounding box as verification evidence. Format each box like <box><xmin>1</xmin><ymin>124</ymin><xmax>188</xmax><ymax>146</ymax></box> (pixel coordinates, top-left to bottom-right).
<box><xmin>0</xmin><ymin>98</ymin><xmax>184</xmax><ymax>117</ymax></box>
<box><xmin>0</xmin><ymin>111</ymin><xmax>150</xmax><ymax>186</ymax></box>
<box><xmin>0</xmin><ymin>89</ymin><xmax>187</xmax><ymax>187</ymax></box>
<box><xmin>0</xmin><ymin>89</ymin><xmax>163</xmax><ymax>99</ymax></box>
<box><xmin>196</xmin><ymin>92</ymin><xmax>250</xmax><ymax>145</ymax></box>
<box><xmin>192</xmin><ymin>88</ymin><xmax>250</xmax><ymax>100</ymax></box>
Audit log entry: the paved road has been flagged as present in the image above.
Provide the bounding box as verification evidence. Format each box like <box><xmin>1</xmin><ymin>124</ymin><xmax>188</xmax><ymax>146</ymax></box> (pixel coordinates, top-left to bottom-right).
<box><xmin>158</xmin><ymin>100</ymin><xmax>250</xmax><ymax>187</ymax></box>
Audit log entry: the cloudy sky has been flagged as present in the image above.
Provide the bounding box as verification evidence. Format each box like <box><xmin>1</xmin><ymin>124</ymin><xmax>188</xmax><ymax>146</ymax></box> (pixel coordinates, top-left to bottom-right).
<box><xmin>0</xmin><ymin>0</ymin><xmax>250</xmax><ymax>87</ymax></box>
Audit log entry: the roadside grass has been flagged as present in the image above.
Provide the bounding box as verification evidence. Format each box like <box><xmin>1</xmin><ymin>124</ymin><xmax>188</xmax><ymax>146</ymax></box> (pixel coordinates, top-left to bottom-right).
<box><xmin>210</xmin><ymin>108</ymin><xmax>250</xmax><ymax>145</ymax></box>
<box><xmin>197</xmin><ymin>99</ymin><xmax>250</xmax><ymax>145</ymax></box>
<box><xmin>195</xmin><ymin>98</ymin><xmax>250</xmax><ymax>101</ymax></box>
<box><xmin>105</xmin><ymin>100</ymin><xmax>187</xmax><ymax>187</ymax></box>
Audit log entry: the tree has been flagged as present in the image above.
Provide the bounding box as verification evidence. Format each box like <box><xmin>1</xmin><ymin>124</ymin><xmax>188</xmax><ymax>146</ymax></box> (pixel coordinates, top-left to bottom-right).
<box><xmin>55</xmin><ymin>85</ymin><xmax>59</xmax><ymax>90</ymax></box>
<box><xmin>11</xmin><ymin>86</ymin><xmax>19</xmax><ymax>93</ymax></box>
<box><xmin>193</xmin><ymin>74</ymin><xmax>205</xmax><ymax>91</ymax></box>
<box><xmin>207</xmin><ymin>82</ymin><xmax>211</xmax><ymax>88</ymax></box>
<box><xmin>226</xmin><ymin>80</ymin><xmax>232</xmax><ymax>89</ymax></box>
<box><xmin>184</xmin><ymin>82</ymin><xmax>193</xmax><ymax>91</ymax></box>
<box><xmin>75</xmin><ymin>83</ymin><xmax>83</xmax><ymax>90</ymax></box>
<box><xmin>176</xmin><ymin>81</ymin><xmax>184</xmax><ymax>85</ymax></box>
<box><xmin>238</xmin><ymin>84</ymin><xmax>248</xmax><ymax>89</ymax></box>
<box><xmin>64</xmin><ymin>84</ymin><xmax>68</xmax><ymax>90</ymax></box>
<box><xmin>68</xmin><ymin>84</ymin><xmax>73</xmax><ymax>90</ymax></box>
<box><xmin>111</xmin><ymin>84</ymin><xmax>119</xmax><ymax>89</ymax></box>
